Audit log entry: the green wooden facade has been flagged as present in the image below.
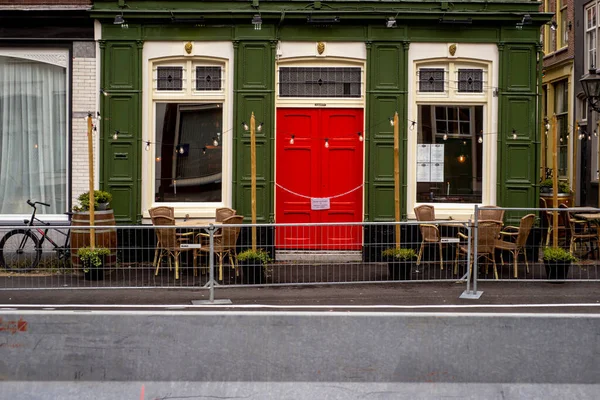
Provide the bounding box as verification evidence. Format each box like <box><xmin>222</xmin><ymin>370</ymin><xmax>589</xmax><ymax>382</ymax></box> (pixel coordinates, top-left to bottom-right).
<box><xmin>92</xmin><ymin>0</ymin><xmax>550</xmax><ymax>224</ymax></box>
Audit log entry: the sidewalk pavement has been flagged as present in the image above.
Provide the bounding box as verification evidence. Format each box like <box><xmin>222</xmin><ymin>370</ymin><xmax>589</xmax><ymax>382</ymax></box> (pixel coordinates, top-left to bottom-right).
<box><xmin>1</xmin><ymin>281</ymin><xmax>599</xmax><ymax>313</ymax></box>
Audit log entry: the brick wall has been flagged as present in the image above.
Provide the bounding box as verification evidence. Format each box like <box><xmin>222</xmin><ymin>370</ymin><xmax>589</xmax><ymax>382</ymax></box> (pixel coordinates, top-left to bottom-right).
<box><xmin>71</xmin><ymin>41</ymin><xmax>97</xmax><ymax>206</ymax></box>
<box><xmin>543</xmin><ymin>0</ymin><xmax>575</xmax><ymax>66</ymax></box>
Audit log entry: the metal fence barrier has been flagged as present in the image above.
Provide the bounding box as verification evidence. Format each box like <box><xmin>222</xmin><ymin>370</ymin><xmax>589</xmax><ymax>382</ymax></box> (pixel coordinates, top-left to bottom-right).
<box><xmin>1</xmin><ymin>206</ymin><xmax>599</xmax><ymax>298</ymax></box>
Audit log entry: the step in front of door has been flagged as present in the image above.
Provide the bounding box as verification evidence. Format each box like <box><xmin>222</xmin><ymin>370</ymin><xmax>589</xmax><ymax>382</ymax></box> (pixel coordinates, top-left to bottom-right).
<box><xmin>275</xmin><ymin>250</ymin><xmax>362</xmax><ymax>262</ymax></box>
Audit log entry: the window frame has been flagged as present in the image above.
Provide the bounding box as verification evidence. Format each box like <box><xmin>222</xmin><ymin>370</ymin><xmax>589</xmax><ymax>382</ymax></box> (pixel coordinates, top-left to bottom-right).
<box><xmin>408</xmin><ymin>43</ymin><xmax>497</xmax><ymax>219</ymax></box>
<box><xmin>143</xmin><ymin>45</ymin><xmax>233</xmax><ymax>219</ymax></box>
<box><xmin>586</xmin><ymin>2</ymin><xmax>597</xmax><ymax>69</ymax></box>
<box><xmin>0</xmin><ymin>47</ymin><xmax>70</xmax><ymax>222</ymax></box>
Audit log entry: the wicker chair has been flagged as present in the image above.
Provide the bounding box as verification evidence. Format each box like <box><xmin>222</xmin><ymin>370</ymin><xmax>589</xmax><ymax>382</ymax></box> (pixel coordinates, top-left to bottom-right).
<box><xmin>152</xmin><ymin>215</ymin><xmax>193</xmax><ymax>280</ymax></box>
<box><xmin>149</xmin><ymin>206</ymin><xmax>175</xmax><ymax>219</ymax></box>
<box><xmin>563</xmin><ymin>206</ymin><xmax>599</xmax><ymax>258</ymax></box>
<box><xmin>215</xmin><ymin>207</ymin><xmax>236</xmax><ymax>222</ymax></box>
<box><xmin>495</xmin><ymin>214</ymin><xmax>535</xmax><ymax>278</ymax></box>
<box><xmin>414</xmin><ymin>205</ymin><xmax>445</xmax><ymax>270</ymax></box>
<box><xmin>478</xmin><ymin>205</ymin><xmax>504</xmax><ymax>223</ymax></box>
<box><xmin>196</xmin><ymin>215</ymin><xmax>244</xmax><ymax>281</ymax></box>
<box><xmin>454</xmin><ymin>220</ymin><xmax>503</xmax><ymax>279</ymax></box>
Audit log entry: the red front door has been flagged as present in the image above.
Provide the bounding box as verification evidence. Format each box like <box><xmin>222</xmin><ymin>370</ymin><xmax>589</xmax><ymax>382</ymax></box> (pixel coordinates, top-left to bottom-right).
<box><xmin>276</xmin><ymin>108</ymin><xmax>364</xmax><ymax>250</ymax></box>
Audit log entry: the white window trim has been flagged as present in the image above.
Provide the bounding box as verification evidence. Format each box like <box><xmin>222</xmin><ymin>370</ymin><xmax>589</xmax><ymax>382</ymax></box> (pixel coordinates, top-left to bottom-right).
<box><xmin>408</xmin><ymin>43</ymin><xmax>498</xmax><ymax>220</ymax></box>
<box><xmin>0</xmin><ymin>48</ymin><xmax>70</xmax><ymax>222</ymax></box>
<box><xmin>142</xmin><ymin>42</ymin><xmax>234</xmax><ymax>219</ymax></box>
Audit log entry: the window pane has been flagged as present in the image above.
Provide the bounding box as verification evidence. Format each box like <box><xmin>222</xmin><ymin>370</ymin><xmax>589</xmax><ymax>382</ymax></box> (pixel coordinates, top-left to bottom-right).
<box><xmin>0</xmin><ymin>55</ymin><xmax>67</xmax><ymax>214</ymax></box>
<box><xmin>418</xmin><ymin>68</ymin><xmax>445</xmax><ymax>92</ymax></box>
<box><xmin>279</xmin><ymin>67</ymin><xmax>361</xmax><ymax>98</ymax></box>
<box><xmin>560</xmin><ymin>9</ymin><xmax>568</xmax><ymax>47</ymax></box>
<box><xmin>457</xmin><ymin>69</ymin><xmax>483</xmax><ymax>92</ymax></box>
<box><xmin>195</xmin><ymin>66</ymin><xmax>221</xmax><ymax>91</ymax></box>
<box><xmin>157</xmin><ymin>66</ymin><xmax>183</xmax><ymax>91</ymax></box>
<box><xmin>557</xmin><ymin>114</ymin><xmax>568</xmax><ymax>177</ymax></box>
<box><xmin>154</xmin><ymin>103</ymin><xmax>222</xmax><ymax>202</ymax></box>
<box><xmin>416</xmin><ymin>105</ymin><xmax>483</xmax><ymax>204</ymax></box>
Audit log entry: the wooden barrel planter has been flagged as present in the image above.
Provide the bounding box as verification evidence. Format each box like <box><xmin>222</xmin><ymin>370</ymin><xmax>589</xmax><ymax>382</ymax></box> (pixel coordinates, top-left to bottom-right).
<box><xmin>539</xmin><ymin>192</ymin><xmax>573</xmax><ymax>208</ymax></box>
<box><xmin>70</xmin><ymin>210</ymin><xmax>118</xmax><ymax>272</ymax></box>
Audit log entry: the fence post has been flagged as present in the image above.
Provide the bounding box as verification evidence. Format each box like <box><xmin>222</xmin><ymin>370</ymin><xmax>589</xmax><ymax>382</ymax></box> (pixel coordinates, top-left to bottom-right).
<box><xmin>209</xmin><ymin>224</ymin><xmax>215</xmax><ymax>303</ymax></box>
<box><xmin>460</xmin><ymin>205</ymin><xmax>483</xmax><ymax>299</ymax></box>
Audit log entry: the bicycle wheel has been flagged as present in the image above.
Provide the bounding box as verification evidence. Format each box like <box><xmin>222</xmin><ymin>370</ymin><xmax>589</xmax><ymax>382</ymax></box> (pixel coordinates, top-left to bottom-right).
<box><xmin>0</xmin><ymin>229</ymin><xmax>41</xmax><ymax>271</ymax></box>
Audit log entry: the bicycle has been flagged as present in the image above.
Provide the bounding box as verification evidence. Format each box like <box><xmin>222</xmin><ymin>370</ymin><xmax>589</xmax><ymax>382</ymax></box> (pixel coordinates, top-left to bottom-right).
<box><xmin>0</xmin><ymin>200</ymin><xmax>72</xmax><ymax>271</ymax></box>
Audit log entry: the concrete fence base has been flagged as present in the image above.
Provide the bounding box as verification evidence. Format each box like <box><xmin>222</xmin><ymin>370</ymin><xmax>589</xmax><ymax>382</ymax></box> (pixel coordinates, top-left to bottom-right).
<box><xmin>0</xmin><ymin>311</ymin><xmax>598</xmax><ymax>399</ymax></box>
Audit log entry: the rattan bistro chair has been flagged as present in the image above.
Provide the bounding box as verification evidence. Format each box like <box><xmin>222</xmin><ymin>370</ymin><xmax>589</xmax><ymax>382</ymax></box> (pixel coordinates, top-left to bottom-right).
<box><xmin>454</xmin><ymin>220</ymin><xmax>503</xmax><ymax>279</ymax></box>
<box><xmin>414</xmin><ymin>205</ymin><xmax>445</xmax><ymax>270</ymax></box>
<box><xmin>478</xmin><ymin>205</ymin><xmax>505</xmax><ymax>224</ymax></box>
<box><xmin>495</xmin><ymin>214</ymin><xmax>535</xmax><ymax>278</ymax></box>
<box><xmin>152</xmin><ymin>215</ymin><xmax>194</xmax><ymax>280</ymax></box>
<box><xmin>195</xmin><ymin>215</ymin><xmax>243</xmax><ymax>281</ymax></box>
<box><xmin>563</xmin><ymin>206</ymin><xmax>600</xmax><ymax>258</ymax></box>
<box><xmin>215</xmin><ymin>207</ymin><xmax>236</xmax><ymax>222</ymax></box>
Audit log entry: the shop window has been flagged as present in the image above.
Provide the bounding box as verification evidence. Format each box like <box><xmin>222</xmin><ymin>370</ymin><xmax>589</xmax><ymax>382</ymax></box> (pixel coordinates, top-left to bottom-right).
<box><xmin>278</xmin><ymin>67</ymin><xmax>361</xmax><ymax>98</ymax></box>
<box><xmin>418</xmin><ymin>68</ymin><xmax>445</xmax><ymax>93</ymax></box>
<box><xmin>416</xmin><ymin>105</ymin><xmax>483</xmax><ymax>204</ymax></box>
<box><xmin>154</xmin><ymin>103</ymin><xmax>222</xmax><ymax>202</ymax></box>
<box><xmin>0</xmin><ymin>52</ymin><xmax>67</xmax><ymax>215</ymax></box>
<box><xmin>157</xmin><ymin>66</ymin><xmax>184</xmax><ymax>91</ymax></box>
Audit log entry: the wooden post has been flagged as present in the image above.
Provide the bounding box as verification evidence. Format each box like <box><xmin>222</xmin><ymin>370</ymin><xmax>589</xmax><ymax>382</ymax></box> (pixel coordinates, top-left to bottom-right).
<box><xmin>573</xmin><ymin>121</ymin><xmax>578</xmax><ymax>201</ymax></box>
<box><xmin>552</xmin><ymin>114</ymin><xmax>558</xmax><ymax>248</ymax></box>
<box><xmin>250</xmin><ymin>112</ymin><xmax>257</xmax><ymax>251</ymax></box>
<box><xmin>597</xmin><ymin>120</ymin><xmax>600</xmax><ymax>208</ymax></box>
<box><xmin>86</xmin><ymin>114</ymin><xmax>96</xmax><ymax>249</ymax></box>
<box><xmin>393</xmin><ymin>111</ymin><xmax>400</xmax><ymax>249</ymax></box>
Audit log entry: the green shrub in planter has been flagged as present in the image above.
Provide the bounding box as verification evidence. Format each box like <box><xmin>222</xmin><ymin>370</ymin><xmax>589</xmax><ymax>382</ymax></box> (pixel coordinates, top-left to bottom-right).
<box><xmin>74</xmin><ymin>190</ymin><xmax>113</xmax><ymax>211</ymax></box>
<box><xmin>77</xmin><ymin>247</ymin><xmax>110</xmax><ymax>280</ymax></box>
<box><xmin>542</xmin><ymin>247</ymin><xmax>577</xmax><ymax>281</ymax></box>
<box><xmin>539</xmin><ymin>179</ymin><xmax>572</xmax><ymax>194</ymax></box>
<box><xmin>381</xmin><ymin>248</ymin><xmax>417</xmax><ymax>280</ymax></box>
<box><xmin>237</xmin><ymin>249</ymin><xmax>272</xmax><ymax>284</ymax></box>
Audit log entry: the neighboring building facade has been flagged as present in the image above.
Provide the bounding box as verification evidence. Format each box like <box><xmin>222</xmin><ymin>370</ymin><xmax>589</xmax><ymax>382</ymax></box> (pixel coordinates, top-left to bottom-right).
<box><xmin>575</xmin><ymin>0</ymin><xmax>600</xmax><ymax>206</ymax></box>
<box><xmin>90</xmin><ymin>1</ymin><xmax>549</xmax><ymax>249</ymax></box>
<box><xmin>0</xmin><ymin>0</ymin><xmax>96</xmax><ymax>222</ymax></box>
<box><xmin>541</xmin><ymin>0</ymin><xmax>576</xmax><ymax>201</ymax></box>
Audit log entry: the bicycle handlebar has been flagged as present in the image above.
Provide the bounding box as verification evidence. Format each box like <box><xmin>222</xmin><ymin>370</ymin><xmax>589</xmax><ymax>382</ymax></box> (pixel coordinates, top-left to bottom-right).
<box><xmin>27</xmin><ymin>200</ymin><xmax>50</xmax><ymax>208</ymax></box>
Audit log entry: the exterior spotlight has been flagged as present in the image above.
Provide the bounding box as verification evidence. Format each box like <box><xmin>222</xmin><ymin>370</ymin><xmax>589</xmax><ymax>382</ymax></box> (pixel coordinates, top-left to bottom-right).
<box><xmin>252</xmin><ymin>14</ymin><xmax>262</xmax><ymax>30</ymax></box>
<box><xmin>386</xmin><ymin>18</ymin><xmax>397</xmax><ymax>28</ymax></box>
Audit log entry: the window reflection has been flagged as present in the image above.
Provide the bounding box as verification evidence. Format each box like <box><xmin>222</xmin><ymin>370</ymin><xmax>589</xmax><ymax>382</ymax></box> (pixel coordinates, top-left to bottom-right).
<box><xmin>417</xmin><ymin>105</ymin><xmax>483</xmax><ymax>203</ymax></box>
<box><xmin>154</xmin><ymin>103</ymin><xmax>222</xmax><ymax>202</ymax></box>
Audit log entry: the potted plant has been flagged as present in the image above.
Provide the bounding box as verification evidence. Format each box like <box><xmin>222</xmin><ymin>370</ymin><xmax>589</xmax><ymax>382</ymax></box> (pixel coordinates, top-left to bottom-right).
<box><xmin>77</xmin><ymin>247</ymin><xmax>110</xmax><ymax>280</ymax></box>
<box><xmin>542</xmin><ymin>247</ymin><xmax>577</xmax><ymax>282</ymax></box>
<box><xmin>74</xmin><ymin>190</ymin><xmax>113</xmax><ymax>211</ymax></box>
<box><xmin>539</xmin><ymin>178</ymin><xmax>571</xmax><ymax>195</ymax></box>
<box><xmin>382</xmin><ymin>247</ymin><xmax>418</xmax><ymax>280</ymax></box>
<box><xmin>237</xmin><ymin>248</ymin><xmax>272</xmax><ymax>284</ymax></box>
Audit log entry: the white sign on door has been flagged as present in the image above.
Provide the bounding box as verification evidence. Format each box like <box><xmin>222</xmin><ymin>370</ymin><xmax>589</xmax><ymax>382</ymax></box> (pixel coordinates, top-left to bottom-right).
<box><xmin>311</xmin><ymin>198</ymin><xmax>331</xmax><ymax>210</ymax></box>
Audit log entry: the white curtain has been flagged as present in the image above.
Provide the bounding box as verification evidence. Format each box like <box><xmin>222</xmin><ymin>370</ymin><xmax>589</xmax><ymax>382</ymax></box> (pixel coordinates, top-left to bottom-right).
<box><xmin>0</xmin><ymin>55</ymin><xmax>67</xmax><ymax>214</ymax></box>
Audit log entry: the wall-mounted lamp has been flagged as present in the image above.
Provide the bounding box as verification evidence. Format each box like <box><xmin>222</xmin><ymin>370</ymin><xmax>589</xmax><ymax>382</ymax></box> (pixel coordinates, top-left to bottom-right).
<box><xmin>386</xmin><ymin>17</ymin><xmax>397</xmax><ymax>28</ymax></box>
<box><xmin>580</xmin><ymin>68</ymin><xmax>600</xmax><ymax>112</ymax></box>
<box><xmin>516</xmin><ymin>14</ymin><xmax>532</xmax><ymax>30</ymax></box>
<box><xmin>550</xmin><ymin>21</ymin><xmax>558</xmax><ymax>31</ymax></box>
<box><xmin>252</xmin><ymin>14</ymin><xmax>262</xmax><ymax>30</ymax></box>
<box><xmin>568</xmin><ymin>21</ymin><xmax>573</xmax><ymax>31</ymax></box>
<box><xmin>114</xmin><ymin>13</ymin><xmax>128</xmax><ymax>29</ymax></box>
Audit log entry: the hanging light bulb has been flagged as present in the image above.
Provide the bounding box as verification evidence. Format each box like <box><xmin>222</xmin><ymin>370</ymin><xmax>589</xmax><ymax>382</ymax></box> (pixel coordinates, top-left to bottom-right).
<box><xmin>213</xmin><ymin>137</ymin><xmax>219</xmax><ymax>146</ymax></box>
<box><xmin>595</xmin><ymin>130</ymin><xmax>598</xmax><ymax>137</ymax></box>
<box><xmin>443</xmin><ymin>133</ymin><xmax>448</xmax><ymax>141</ymax></box>
<box><xmin>579</xmin><ymin>134</ymin><xmax>584</xmax><ymax>140</ymax></box>
<box><xmin>512</xmin><ymin>129</ymin><xmax>517</xmax><ymax>140</ymax></box>
<box><xmin>463</xmin><ymin>140</ymin><xmax>467</xmax><ymax>145</ymax></box>
<box><xmin>358</xmin><ymin>132</ymin><xmax>363</xmax><ymax>142</ymax></box>
<box><xmin>325</xmin><ymin>138</ymin><xmax>329</xmax><ymax>148</ymax></box>
<box><xmin>257</xmin><ymin>122</ymin><xmax>263</xmax><ymax>132</ymax></box>
<box><xmin>145</xmin><ymin>141</ymin><xmax>150</xmax><ymax>151</ymax></box>
<box><xmin>290</xmin><ymin>135</ymin><xmax>295</xmax><ymax>145</ymax></box>
<box><xmin>34</xmin><ymin>143</ymin><xmax>38</xmax><ymax>149</ymax></box>
<box><xmin>478</xmin><ymin>136</ymin><xmax>483</xmax><ymax>144</ymax></box>
<box><xmin>242</xmin><ymin>121</ymin><xmax>249</xmax><ymax>131</ymax></box>
<box><xmin>113</xmin><ymin>130</ymin><xmax>119</xmax><ymax>140</ymax></box>
<box><xmin>544</xmin><ymin>119</ymin><xmax>550</xmax><ymax>131</ymax></box>
<box><xmin>409</xmin><ymin>121</ymin><xmax>416</xmax><ymax>130</ymax></box>
<box><xmin>389</xmin><ymin>118</ymin><xmax>394</xmax><ymax>127</ymax></box>
<box><xmin>589</xmin><ymin>135</ymin><xmax>593</xmax><ymax>140</ymax></box>
<box><xmin>202</xmin><ymin>146</ymin><xmax>207</xmax><ymax>155</ymax></box>
<box><xmin>559</xmin><ymin>137</ymin><xmax>563</xmax><ymax>143</ymax></box>
<box><xmin>179</xmin><ymin>146</ymin><xmax>185</xmax><ymax>154</ymax></box>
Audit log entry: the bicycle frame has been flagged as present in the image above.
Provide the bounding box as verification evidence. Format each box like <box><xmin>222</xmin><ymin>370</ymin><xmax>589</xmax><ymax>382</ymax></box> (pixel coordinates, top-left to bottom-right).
<box><xmin>23</xmin><ymin>201</ymin><xmax>71</xmax><ymax>252</ymax></box>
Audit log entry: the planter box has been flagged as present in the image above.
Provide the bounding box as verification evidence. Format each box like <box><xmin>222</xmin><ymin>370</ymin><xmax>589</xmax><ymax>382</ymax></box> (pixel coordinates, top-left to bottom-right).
<box><xmin>239</xmin><ymin>260</ymin><xmax>266</xmax><ymax>284</ymax></box>
<box><xmin>81</xmin><ymin>256</ymin><xmax>105</xmax><ymax>281</ymax></box>
<box><xmin>386</xmin><ymin>259</ymin><xmax>413</xmax><ymax>280</ymax></box>
<box><xmin>543</xmin><ymin>260</ymin><xmax>571</xmax><ymax>282</ymax></box>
